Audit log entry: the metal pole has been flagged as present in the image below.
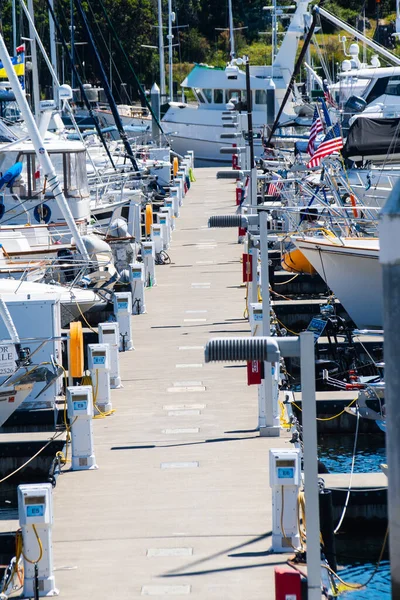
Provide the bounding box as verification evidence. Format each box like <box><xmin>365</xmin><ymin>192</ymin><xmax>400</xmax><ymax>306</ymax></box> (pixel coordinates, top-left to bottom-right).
<box><xmin>151</xmin><ymin>82</ymin><xmax>161</xmax><ymax>146</ymax></box>
<box><xmin>228</xmin><ymin>0</ymin><xmax>235</xmax><ymax>60</ymax></box>
<box><xmin>272</xmin><ymin>0</ymin><xmax>277</xmax><ymax>62</ymax></box>
<box><xmin>260</xmin><ymin>209</ymin><xmax>279</xmax><ymax>435</ymax></box>
<box><xmin>379</xmin><ymin>179</ymin><xmax>400</xmax><ymax>598</ymax></box>
<box><xmin>167</xmin><ymin>0</ymin><xmax>173</xmax><ymax>101</ymax></box>
<box><xmin>250</xmin><ymin>245</ymin><xmax>258</xmax><ymax>306</ymax></box>
<box><xmin>48</xmin><ymin>0</ymin><xmax>58</xmax><ymax>96</ymax></box>
<box><xmin>0</xmin><ymin>33</ymin><xmax>90</xmax><ymax>262</ymax></box>
<box><xmin>12</xmin><ymin>0</ymin><xmax>17</xmax><ymax>53</ymax></box>
<box><xmin>300</xmin><ymin>331</ymin><xmax>321</xmax><ymax>600</ymax></box>
<box><xmin>245</xmin><ymin>57</ymin><xmax>257</xmax><ymax>211</ymax></box>
<box><xmin>158</xmin><ymin>0</ymin><xmax>166</xmax><ymax>101</ymax></box>
<box><xmin>27</xmin><ymin>0</ymin><xmax>40</xmax><ymax>121</ymax></box>
<box><xmin>70</xmin><ymin>0</ymin><xmax>74</xmax><ymax>88</ymax></box>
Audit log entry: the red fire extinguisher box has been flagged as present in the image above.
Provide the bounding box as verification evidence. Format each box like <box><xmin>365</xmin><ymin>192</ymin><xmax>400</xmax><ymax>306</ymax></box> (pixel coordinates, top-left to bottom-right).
<box><xmin>247</xmin><ymin>360</ymin><xmax>263</xmax><ymax>385</ymax></box>
<box><xmin>274</xmin><ymin>565</ymin><xmax>302</xmax><ymax>600</ymax></box>
<box><xmin>242</xmin><ymin>253</ymin><xmax>253</xmax><ymax>282</ymax></box>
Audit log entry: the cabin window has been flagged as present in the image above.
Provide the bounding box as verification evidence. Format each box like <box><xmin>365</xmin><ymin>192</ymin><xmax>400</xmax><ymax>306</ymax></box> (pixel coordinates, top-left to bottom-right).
<box><xmin>228</xmin><ymin>89</ymin><xmax>246</xmax><ymax>102</ymax></box>
<box><xmin>67</xmin><ymin>152</ymin><xmax>89</xmax><ymax>198</ymax></box>
<box><xmin>203</xmin><ymin>88</ymin><xmax>212</xmax><ymax>103</ymax></box>
<box><xmin>365</xmin><ymin>76</ymin><xmax>389</xmax><ymax>104</ymax></box>
<box><xmin>255</xmin><ymin>90</ymin><xmax>267</xmax><ymax>104</ymax></box>
<box><xmin>214</xmin><ymin>89</ymin><xmax>224</xmax><ymax>103</ymax></box>
<box><xmin>385</xmin><ymin>76</ymin><xmax>400</xmax><ymax>96</ymax></box>
<box><xmin>194</xmin><ymin>88</ymin><xmax>206</xmax><ymax>103</ymax></box>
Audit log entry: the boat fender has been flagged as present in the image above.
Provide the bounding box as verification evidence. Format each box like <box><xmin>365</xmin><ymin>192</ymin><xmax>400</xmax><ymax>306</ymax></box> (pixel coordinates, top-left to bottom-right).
<box><xmin>69</xmin><ymin>321</ymin><xmax>84</xmax><ymax>378</ymax></box>
<box><xmin>108</xmin><ymin>218</ymin><xmax>128</xmax><ymax>238</ymax></box>
<box><xmin>0</xmin><ymin>161</ymin><xmax>23</xmax><ymax>191</ymax></box>
<box><xmin>350</xmin><ymin>193</ymin><xmax>360</xmax><ymax>219</ymax></box>
<box><xmin>145</xmin><ymin>204</ymin><xmax>153</xmax><ymax>237</ymax></box>
<box><xmin>34</xmin><ymin>203</ymin><xmax>51</xmax><ymax>224</ymax></box>
<box><xmin>173</xmin><ymin>156</ymin><xmax>179</xmax><ymax>177</ymax></box>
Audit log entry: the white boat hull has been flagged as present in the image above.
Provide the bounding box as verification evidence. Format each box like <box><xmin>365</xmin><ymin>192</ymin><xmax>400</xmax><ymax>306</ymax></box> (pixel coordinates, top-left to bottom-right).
<box><xmin>292</xmin><ymin>237</ymin><xmax>382</xmax><ymax>329</ymax></box>
<box><xmin>0</xmin><ymin>383</ymin><xmax>33</xmax><ymax>427</ymax></box>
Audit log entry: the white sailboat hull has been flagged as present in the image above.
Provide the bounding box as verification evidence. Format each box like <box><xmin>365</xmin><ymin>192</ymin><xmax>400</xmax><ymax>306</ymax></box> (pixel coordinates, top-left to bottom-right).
<box><xmin>292</xmin><ymin>236</ymin><xmax>382</xmax><ymax>329</ymax></box>
<box><xmin>0</xmin><ymin>383</ymin><xmax>33</xmax><ymax>427</ymax></box>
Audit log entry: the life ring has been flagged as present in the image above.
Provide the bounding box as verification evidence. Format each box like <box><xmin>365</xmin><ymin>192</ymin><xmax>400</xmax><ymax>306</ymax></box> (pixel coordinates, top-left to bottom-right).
<box><xmin>69</xmin><ymin>321</ymin><xmax>84</xmax><ymax>378</ymax></box>
<box><xmin>145</xmin><ymin>203</ymin><xmax>153</xmax><ymax>237</ymax></box>
<box><xmin>350</xmin><ymin>194</ymin><xmax>360</xmax><ymax>219</ymax></box>
<box><xmin>173</xmin><ymin>157</ymin><xmax>179</xmax><ymax>177</ymax></box>
<box><xmin>34</xmin><ymin>203</ymin><xmax>51</xmax><ymax>224</ymax></box>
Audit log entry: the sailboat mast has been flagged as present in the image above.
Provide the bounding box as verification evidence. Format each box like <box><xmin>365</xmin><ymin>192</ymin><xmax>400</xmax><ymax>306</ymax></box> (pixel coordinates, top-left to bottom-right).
<box><xmin>70</xmin><ymin>0</ymin><xmax>74</xmax><ymax>89</ymax></box>
<box><xmin>12</xmin><ymin>0</ymin><xmax>17</xmax><ymax>52</ymax></box>
<box><xmin>167</xmin><ymin>0</ymin><xmax>173</xmax><ymax>101</ymax></box>
<box><xmin>228</xmin><ymin>0</ymin><xmax>235</xmax><ymax>60</ymax></box>
<box><xmin>27</xmin><ymin>0</ymin><xmax>40</xmax><ymax>121</ymax></box>
<box><xmin>158</xmin><ymin>0</ymin><xmax>166</xmax><ymax>101</ymax></box>
<box><xmin>48</xmin><ymin>0</ymin><xmax>58</xmax><ymax>96</ymax></box>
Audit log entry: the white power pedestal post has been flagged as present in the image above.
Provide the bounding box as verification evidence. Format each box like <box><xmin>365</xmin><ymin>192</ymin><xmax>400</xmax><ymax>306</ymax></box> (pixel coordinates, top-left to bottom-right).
<box><xmin>67</xmin><ymin>386</ymin><xmax>97</xmax><ymax>470</ymax></box>
<box><xmin>142</xmin><ymin>241</ymin><xmax>156</xmax><ymax>286</ymax></box>
<box><xmin>157</xmin><ymin>210</ymin><xmax>170</xmax><ymax>249</ymax></box>
<box><xmin>98</xmin><ymin>322</ymin><xmax>122</xmax><ymax>388</ymax></box>
<box><xmin>170</xmin><ymin>187</ymin><xmax>180</xmax><ymax>217</ymax></box>
<box><xmin>269</xmin><ymin>448</ymin><xmax>301</xmax><ymax>552</ymax></box>
<box><xmin>127</xmin><ymin>196</ymin><xmax>142</xmax><ymax>243</ymax></box>
<box><xmin>186</xmin><ymin>150</ymin><xmax>194</xmax><ymax>168</ymax></box>
<box><xmin>88</xmin><ymin>343</ymin><xmax>111</xmax><ymax>415</ymax></box>
<box><xmin>151</xmin><ymin>223</ymin><xmax>164</xmax><ymax>255</ymax></box>
<box><xmin>129</xmin><ymin>263</ymin><xmax>146</xmax><ymax>315</ymax></box>
<box><xmin>164</xmin><ymin>199</ymin><xmax>175</xmax><ymax>230</ymax></box>
<box><xmin>249</xmin><ymin>302</ymin><xmax>268</xmax><ymax>429</ymax></box>
<box><xmin>113</xmin><ymin>292</ymin><xmax>134</xmax><ymax>350</ymax></box>
<box><xmin>18</xmin><ymin>483</ymin><xmax>59</xmax><ymax>597</ymax></box>
<box><xmin>176</xmin><ymin>171</ymin><xmax>186</xmax><ymax>198</ymax></box>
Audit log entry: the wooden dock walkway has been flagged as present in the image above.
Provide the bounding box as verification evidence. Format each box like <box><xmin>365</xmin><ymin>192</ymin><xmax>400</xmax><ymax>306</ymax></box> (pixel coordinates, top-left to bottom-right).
<box><xmin>51</xmin><ymin>167</ymin><xmax>291</xmax><ymax>599</ymax></box>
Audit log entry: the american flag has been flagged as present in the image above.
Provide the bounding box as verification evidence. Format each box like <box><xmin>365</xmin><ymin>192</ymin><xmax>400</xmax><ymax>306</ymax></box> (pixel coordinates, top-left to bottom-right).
<box><xmin>307</xmin><ymin>106</ymin><xmax>323</xmax><ymax>157</ymax></box>
<box><xmin>323</xmin><ymin>79</ymin><xmax>336</xmax><ymax>107</ymax></box>
<box><xmin>267</xmin><ymin>172</ymin><xmax>284</xmax><ymax>197</ymax></box>
<box><xmin>307</xmin><ymin>124</ymin><xmax>343</xmax><ymax>169</ymax></box>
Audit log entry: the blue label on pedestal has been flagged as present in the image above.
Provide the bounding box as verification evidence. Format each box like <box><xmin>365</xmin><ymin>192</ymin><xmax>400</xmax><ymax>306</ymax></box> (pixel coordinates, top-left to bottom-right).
<box><xmin>277</xmin><ymin>467</ymin><xmax>294</xmax><ymax>479</ymax></box>
<box><xmin>132</xmin><ymin>271</ymin><xmax>141</xmax><ymax>279</ymax></box>
<box><xmin>73</xmin><ymin>400</ymin><xmax>88</xmax><ymax>411</ymax></box>
<box><xmin>117</xmin><ymin>301</ymin><xmax>128</xmax><ymax>310</ymax></box>
<box><xmin>93</xmin><ymin>356</ymin><xmax>105</xmax><ymax>366</ymax></box>
<box><xmin>27</xmin><ymin>505</ymin><xmax>44</xmax><ymax>517</ymax></box>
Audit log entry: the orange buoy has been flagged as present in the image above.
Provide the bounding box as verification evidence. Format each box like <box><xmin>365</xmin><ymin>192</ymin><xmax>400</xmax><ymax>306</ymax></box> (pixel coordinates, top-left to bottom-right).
<box><xmin>145</xmin><ymin>204</ymin><xmax>153</xmax><ymax>237</ymax></box>
<box><xmin>173</xmin><ymin>156</ymin><xmax>179</xmax><ymax>177</ymax></box>
<box><xmin>69</xmin><ymin>321</ymin><xmax>84</xmax><ymax>378</ymax></box>
<box><xmin>350</xmin><ymin>193</ymin><xmax>360</xmax><ymax>219</ymax></box>
<box><xmin>281</xmin><ymin>248</ymin><xmax>316</xmax><ymax>275</ymax></box>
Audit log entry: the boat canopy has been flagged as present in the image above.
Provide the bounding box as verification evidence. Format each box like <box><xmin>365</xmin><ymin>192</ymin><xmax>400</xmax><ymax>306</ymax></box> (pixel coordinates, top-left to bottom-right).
<box><xmin>343</xmin><ymin>116</ymin><xmax>400</xmax><ymax>160</ymax></box>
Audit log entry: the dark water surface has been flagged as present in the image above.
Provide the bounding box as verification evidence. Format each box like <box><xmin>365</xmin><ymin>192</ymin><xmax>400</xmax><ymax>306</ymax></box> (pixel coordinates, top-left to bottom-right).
<box><xmin>318</xmin><ymin>433</ymin><xmax>386</xmax><ymax>473</ymax></box>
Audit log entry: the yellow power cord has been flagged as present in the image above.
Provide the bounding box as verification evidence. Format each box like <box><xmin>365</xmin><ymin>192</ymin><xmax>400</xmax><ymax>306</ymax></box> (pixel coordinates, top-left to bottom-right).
<box><xmin>54</xmin><ymin>363</ymin><xmax>73</xmax><ymax>466</ymax></box>
<box><xmin>291</xmin><ymin>397</ymin><xmax>357</xmax><ymax>422</ymax></box>
<box><xmin>1</xmin><ymin>530</ymin><xmax>24</xmax><ymax>593</ymax></box>
<box><xmin>75</xmin><ymin>300</ymin><xmax>98</xmax><ymax>335</ymax></box>
<box><xmin>321</xmin><ymin>526</ymin><xmax>388</xmax><ymax>592</ymax></box>
<box><xmin>21</xmin><ymin>524</ymin><xmax>43</xmax><ymax>565</ymax></box>
<box><xmin>83</xmin><ymin>371</ymin><xmax>115</xmax><ymax>418</ymax></box>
